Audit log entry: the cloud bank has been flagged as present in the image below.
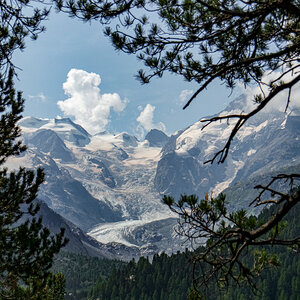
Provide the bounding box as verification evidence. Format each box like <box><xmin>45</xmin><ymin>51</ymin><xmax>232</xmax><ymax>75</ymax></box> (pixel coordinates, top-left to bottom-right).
<box><xmin>57</xmin><ymin>69</ymin><xmax>127</xmax><ymax>134</ymax></box>
<box><xmin>136</xmin><ymin>104</ymin><xmax>166</xmax><ymax>138</ymax></box>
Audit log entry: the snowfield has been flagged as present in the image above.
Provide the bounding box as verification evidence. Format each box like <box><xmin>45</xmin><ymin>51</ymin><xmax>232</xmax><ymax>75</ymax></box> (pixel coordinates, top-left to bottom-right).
<box><xmin>10</xmin><ymin>95</ymin><xmax>299</xmax><ymax>255</ymax></box>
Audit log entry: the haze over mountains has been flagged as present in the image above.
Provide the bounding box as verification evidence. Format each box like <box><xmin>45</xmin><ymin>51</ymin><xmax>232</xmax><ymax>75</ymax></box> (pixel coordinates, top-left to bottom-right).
<box><xmin>7</xmin><ymin>95</ymin><xmax>300</xmax><ymax>260</ymax></box>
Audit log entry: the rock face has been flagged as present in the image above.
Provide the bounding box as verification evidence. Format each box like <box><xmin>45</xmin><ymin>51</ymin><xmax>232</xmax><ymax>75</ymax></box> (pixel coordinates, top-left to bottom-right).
<box><xmin>145</xmin><ymin>129</ymin><xmax>169</xmax><ymax>147</ymax></box>
<box><xmin>31</xmin><ymin>151</ymin><xmax>122</xmax><ymax>232</ymax></box>
<box><xmin>154</xmin><ymin>96</ymin><xmax>300</xmax><ymax>199</ymax></box>
<box><xmin>27</xmin><ymin>129</ymin><xmax>74</xmax><ymax>162</ymax></box>
<box><xmin>12</xmin><ymin>96</ymin><xmax>300</xmax><ymax>259</ymax></box>
<box><xmin>53</xmin><ymin>118</ymin><xmax>90</xmax><ymax>146</ymax></box>
<box><xmin>88</xmin><ymin>158</ymin><xmax>116</xmax><ymax>188</ymax></box>
<box><xmin>115</xmin><ymin>132</ymin><xmax>139</xmax><ymax>147</ymax></box>
<box><xmin>11</xmin><ymin>117</ymin><xmax>175</xmax><ymax>258</ymax></box>
<box><xmin>35</xmin><ymin>200</ymin><xmax>92</xmax><ymax>256</ymax></box>
<box><xmin>154</xmin><ymin>151</ymin><xmax>227</xmax><ymax>198</ymax></box>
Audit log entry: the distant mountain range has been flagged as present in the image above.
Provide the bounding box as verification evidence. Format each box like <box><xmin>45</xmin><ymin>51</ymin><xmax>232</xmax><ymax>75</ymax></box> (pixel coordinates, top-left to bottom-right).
<box><xmin>7</xmin><ymin>95</ymin><xmax>299</xmax><ymax>260</ymax></box>
<box><xmin>156</xmin><ymin>96</ymin><xmax>300</xmax><ymax>200</ymax></box>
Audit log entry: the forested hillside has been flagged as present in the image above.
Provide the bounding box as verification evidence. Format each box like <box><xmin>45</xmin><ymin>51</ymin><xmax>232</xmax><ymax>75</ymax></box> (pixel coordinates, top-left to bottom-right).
<box><xmin>55</xmin><ymin>201</ymin><xmax>300</xmax><ymax>300</ymax></box>
<box><xmin>51</xmin><ymin>252</ymin><xmax>125</xmax><ymax>299</ymax></box>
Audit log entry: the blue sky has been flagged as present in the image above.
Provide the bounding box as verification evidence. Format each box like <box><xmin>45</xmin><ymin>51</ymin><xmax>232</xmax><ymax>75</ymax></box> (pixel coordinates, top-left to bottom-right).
<box><xmin>13</xmin><ymin>10</ymin><xmax>238</xmax><ymax>138</ymax></box>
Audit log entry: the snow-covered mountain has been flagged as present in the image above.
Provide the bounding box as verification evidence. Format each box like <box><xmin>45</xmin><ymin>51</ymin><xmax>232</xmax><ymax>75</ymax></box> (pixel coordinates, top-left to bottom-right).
<box><xmin>7</xmin><ymin>95</ymin><xmax>300</xmax><ymax>259</ymax></box>
<box><xmin>8</xmin><ymin>116</ymin><xmax>181</xmax><ymax>257</ymax></box>
<box><xmin>145</xmin><ymin>129</ymin><xmax>169</xmax><ymax>147</ymax></box>
<box><xmin>155</xmin><ymin>95</ymin><xmax>300</xmax><ymax>200</ymax></box>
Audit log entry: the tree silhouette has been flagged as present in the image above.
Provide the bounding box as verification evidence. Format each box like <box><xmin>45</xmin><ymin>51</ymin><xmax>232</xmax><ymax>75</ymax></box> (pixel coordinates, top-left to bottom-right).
<box><xmin>0</xmin><ymin>0</ymin><xmax>67</xmax><ymax>298</ymax></box>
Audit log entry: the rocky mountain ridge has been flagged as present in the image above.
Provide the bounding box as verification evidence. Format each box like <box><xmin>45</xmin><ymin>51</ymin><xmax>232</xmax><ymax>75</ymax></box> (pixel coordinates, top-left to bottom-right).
<box><xmin>7</xmin><ymin>95</ymin><xmax>299</xmax><ymax>259</ymax></box>
<box><xmin>155</xmin><ymin>96</ymin><xmax>300</xmax><ymax>198</ymax></box>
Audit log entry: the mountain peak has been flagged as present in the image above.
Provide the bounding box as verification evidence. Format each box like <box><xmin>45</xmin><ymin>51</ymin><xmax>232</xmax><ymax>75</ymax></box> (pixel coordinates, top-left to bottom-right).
<box><xmin>19</xmin><ymin>117</ymin><xmax>90</xmax><ymax>146</ymax></box>
<box><xmin>19</xmin><ymin>116</ymin><xmax>49</xmax><ymax>129</ymax></box>
<box><xmin>115</xmin><ymin>132</ymin><xmax>139</xmax><ymax>147</ymax></box>
<box><xmin>145</xmin><ymin>129</ymin><xmax>169</xmax><ymax>147</ymax></box>
<box><xmin>222</xmin><ymin>94</ymin><xmax>247</xmax><ymax>113</ymax></box>
<box><xmin>54</xmin><ymin>118</ymin><xmax>90</xmax><ymax>137</ymax></box>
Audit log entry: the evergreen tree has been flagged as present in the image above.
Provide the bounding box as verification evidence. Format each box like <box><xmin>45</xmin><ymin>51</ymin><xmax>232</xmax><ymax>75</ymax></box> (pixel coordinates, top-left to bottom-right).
<box><xmin>86</xmin><ymin>203</ymin><xmax>300</xmax><ymax>300</ymax></box>
<box><xmin>54</xmin><ymin>0</ymin><xmax>300</xmax><ymax>296</ymax></box>
<box><xmin>1</xmin><ymin>0</ymin><xmax>298</xmax><ymax>298</ymax></box>
<box><xmin>0</xmin><ymin>0</ymin><xmax>68</xmax><ymax>298</ymax></box>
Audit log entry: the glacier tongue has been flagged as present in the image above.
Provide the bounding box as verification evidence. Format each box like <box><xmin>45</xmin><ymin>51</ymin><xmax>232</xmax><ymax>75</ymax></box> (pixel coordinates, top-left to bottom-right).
<box><xmin>67</xmin><ymin>140</ymin><xmax>169</xmax><ymax>220</ymax></box>
<box><xmin>88</xmin><ymin>217</ymin><xmax>169</xmax><ymax>248</ymax></box>
<box><xmin>13</xmin><ymin>96</ymin><xmax>300</xmax><ymax>255</ymax></box>
<box><xmin>13</xmin><ymin>118</ymin><xmax>178</xmax><ymax>252</ymax></box>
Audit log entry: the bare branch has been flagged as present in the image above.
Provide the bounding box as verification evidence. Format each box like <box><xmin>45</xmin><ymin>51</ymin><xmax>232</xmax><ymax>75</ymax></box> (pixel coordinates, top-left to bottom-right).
<box><xmin>201</xmin><ymin>74</ymin><xmax>300</xmax><ymax>164</ymax></box>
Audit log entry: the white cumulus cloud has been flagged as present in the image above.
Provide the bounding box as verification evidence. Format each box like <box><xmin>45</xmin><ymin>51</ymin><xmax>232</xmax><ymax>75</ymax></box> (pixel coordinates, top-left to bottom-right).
<box><xmin>57</xmin><ymin>69</ymin><xmax>127</xmax><ymax>134</ymax></box>
<box><xmin>136</xmin><ymin>104</ymin><xmax>166</xmax><ymax>137</ymax></box>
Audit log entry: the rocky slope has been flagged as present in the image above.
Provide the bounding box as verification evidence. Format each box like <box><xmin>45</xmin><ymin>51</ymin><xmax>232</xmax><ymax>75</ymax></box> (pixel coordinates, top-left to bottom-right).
<box><xmin>6</xmin><ymin>95</ymin><xmax>299</xmax><ymax>259</ymax></box>
<box><xmin>155</xmin><ymin>96</ymin><xmax>300</xmax><ymax>199</ymax></box>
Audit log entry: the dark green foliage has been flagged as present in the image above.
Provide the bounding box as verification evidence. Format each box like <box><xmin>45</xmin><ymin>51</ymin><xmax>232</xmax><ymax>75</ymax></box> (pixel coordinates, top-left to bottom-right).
<box><xmin>1</xmin><ymin>1</ymin><xmax>298</xmax><ymax>298</ymax></box>
<box><xmin>4</xmin><ymin>272</ymin><xmax>66</xmax><ymax>300</ymax></box>
<box><xmin>163</xmin><ymin>178</ymin><xmax>300</xmax><ymax>296</ymax></box>
<box><xmin>54</xmin><ymin>0</ymin><xmax>300</xmax><ymax>166</ymax></box>
<box><xmin>51</xmin><ymin>251</ymin><xmax>125</xmax><ymax>300</ymax></box>
<box><xmin>53</xmin><ymin>2</ymin><xmax>300</xmax><ymax>297</ymax></box>
<box><xmin>88</xmin><ymin>252</ymin><xmax>193</xmax><ymax>300</ymax></box>
<box><xmin>54</xmin><ymin>0</ymin><xmax>300</xmax><ymax>108</ymax></box>
<box><xmin>0</xmin><ymin>0</ymin><xmax>67</xmax><ymax>298</ymax></box>
<box><xmin>0</xmin><ymin>75</ymin><xmax>68</xmax><ymax>297</ymax></box>
<box><xmin>211</xmin><ymin>202</ymin><xmax>300</xmax><ymax>300</ymax></box>
<box><xmin>88</xmin><ymin>202</ymin><xmax>300</xmax><ymax>300</ymax></box>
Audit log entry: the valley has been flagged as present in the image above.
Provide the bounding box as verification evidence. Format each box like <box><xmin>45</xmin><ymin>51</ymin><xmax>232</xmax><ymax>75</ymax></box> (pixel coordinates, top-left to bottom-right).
<box><xmin>5</xmin><ymin>95</ymin><xmax>300</xmax><ymax>260</ymax></box>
